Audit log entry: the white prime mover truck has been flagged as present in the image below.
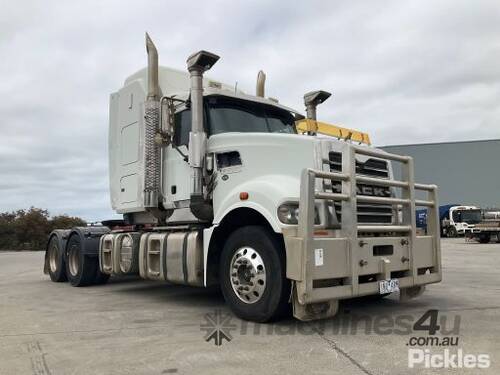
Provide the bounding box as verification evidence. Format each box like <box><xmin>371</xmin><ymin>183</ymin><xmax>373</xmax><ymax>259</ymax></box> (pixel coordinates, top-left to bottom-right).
<box><xmin>44</xmin><ymin>35</ymin><xmax>442</xmax><ymax>322</ymax></box>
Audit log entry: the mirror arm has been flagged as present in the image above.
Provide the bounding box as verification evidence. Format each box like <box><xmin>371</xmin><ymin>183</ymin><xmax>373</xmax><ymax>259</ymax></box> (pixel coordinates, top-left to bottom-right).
<box><xmin>160</xmin><ymin>95</ymin><xmax>186</xmax><ymax>140</ymax></box>
<box><xmin>172</xmin><ymin>144</ymin><xmax>189</xmax><ymax>163</ymax></box>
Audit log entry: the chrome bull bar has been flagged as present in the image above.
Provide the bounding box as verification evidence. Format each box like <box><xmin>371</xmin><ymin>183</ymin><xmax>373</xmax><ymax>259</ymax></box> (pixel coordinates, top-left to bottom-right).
<box><xmin>286</xmin><ymin>142</ymin><xmax>442</xmax><ymax>306</ymax></box>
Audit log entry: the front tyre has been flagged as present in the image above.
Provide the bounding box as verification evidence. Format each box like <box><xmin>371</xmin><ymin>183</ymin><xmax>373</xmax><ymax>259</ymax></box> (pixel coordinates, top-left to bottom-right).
<box><xmin>66</xmin><ymin>235</ymin><xmax>98</xmax><ymax>287</ymax></box>
<box><xmin>219</xmin><ymin>226</ymin><xmax>291</xmax><ymax>322</ymax></box>
<box><xmin>447</xmin><ymin>226</ymin><xmax>457</xmax><ymax>238</ymax></box>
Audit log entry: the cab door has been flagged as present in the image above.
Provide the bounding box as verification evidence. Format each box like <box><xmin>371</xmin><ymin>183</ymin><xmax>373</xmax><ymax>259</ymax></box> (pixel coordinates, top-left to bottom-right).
<box><xmin>162</xmin><ymin>109</ymin><xmax>192</xmax><ymax>207</ymax></box>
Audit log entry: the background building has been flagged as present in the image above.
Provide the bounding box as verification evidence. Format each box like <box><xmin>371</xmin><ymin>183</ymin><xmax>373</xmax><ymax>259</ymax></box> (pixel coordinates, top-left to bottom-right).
<box><xmin>381</xmin><ymin>139</ymin><xmax>500</xmax><ymax>209</ymax></box>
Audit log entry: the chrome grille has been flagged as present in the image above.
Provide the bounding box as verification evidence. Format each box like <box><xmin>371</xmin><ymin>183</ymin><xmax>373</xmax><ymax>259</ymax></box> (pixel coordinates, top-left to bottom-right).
<box><xmin>325</xmin><ymin>151</ymin><xmax>393</xmax><ymax>224</ymax></box>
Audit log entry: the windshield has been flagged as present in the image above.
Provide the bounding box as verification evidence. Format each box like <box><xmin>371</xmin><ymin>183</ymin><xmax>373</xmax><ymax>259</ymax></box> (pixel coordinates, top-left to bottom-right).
<box><xmin>206</xmin><ymin>95</ymin><xmax>296</xmax><ymax>135</ymax></box>
<box><xmin>460</xmin><ymin>210</ymin><xmax>482</xmax><ymax>224</ymax></box>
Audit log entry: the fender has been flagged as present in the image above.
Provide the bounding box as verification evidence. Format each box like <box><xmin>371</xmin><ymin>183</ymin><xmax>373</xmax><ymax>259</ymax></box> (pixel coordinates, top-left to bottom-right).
<box><xmin>212</xmin><ymin>174</ymin><xmax>301</xmax><ymax>233</ymax></box>
<box><xmin>65</xmin><ymin>226</ymin><xmax>110</xmax><ymax>257</ymax></box>
<box><xmin>203</xmin><ymin>203</ymin><xmax>278</xmax><ymax>288</ymax></box>
<box><xmin>204</xmin><ymin>176</ymin><xmax>299</xmax><ymax>286</ymax></box>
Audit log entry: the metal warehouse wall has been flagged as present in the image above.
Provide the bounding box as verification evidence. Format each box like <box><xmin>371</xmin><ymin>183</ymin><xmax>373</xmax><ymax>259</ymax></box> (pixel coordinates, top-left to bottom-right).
<box><xmin>381</xmin><ymin>139</ymin><xmax>500</xmax><ymax>209</ymax></box>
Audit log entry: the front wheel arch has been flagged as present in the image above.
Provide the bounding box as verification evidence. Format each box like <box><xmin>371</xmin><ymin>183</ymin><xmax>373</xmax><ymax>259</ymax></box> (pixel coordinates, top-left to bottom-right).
<box><xmin>206</xmin><ymin>207</ymin><xmax>285</xmax><ymax>285</ymax></box>
<box><xmin>219</xmin><ymin>225</ymin><xmax>291</xmax><ymax>322</ymax></box>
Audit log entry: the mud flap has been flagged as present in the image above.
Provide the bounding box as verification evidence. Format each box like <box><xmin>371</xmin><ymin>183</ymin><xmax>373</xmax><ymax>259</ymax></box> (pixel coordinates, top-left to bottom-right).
<box><xmin>43</xmin><ymin>250</ymin><xmax>49</xmax><ymax>274</ymax></box>
<box><xmin>292</xmin><ymin>284</ymin><xmax>339</xmax><ymax>321</ymax></box>
<box><xmin>400</xmin><ymin>285</ymin><xmax>425</xmax><ymax>302</ymax></box>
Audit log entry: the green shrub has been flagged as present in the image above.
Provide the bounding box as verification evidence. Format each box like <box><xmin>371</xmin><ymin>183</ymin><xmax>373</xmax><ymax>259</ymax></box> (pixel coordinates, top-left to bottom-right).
<box><xmin>0</xmin><ymin>207</ymin><xmax>86</xmax><ymax>250</ymax></box>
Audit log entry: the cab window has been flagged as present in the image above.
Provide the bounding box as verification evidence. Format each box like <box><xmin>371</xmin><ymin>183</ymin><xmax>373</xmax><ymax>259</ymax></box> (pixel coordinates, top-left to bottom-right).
<box><xmin>206</xmin><ymin>96</ymin><xmax>296</xmax><ymax>135</ymax></box>
<box><xmin>173</xmin><ymin>110</ymin><xmax>191</xmax><ymax>147</ymax></box>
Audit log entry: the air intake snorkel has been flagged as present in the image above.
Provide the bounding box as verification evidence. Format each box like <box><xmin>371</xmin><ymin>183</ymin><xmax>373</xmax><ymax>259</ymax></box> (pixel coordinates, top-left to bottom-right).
<box><xmin>186</xmin><ymin>50</ymin><xmax>220</xmax><ymax>221</ymax></box>
<box><xmin>303</xmin><ymin>90</ymin><xmax>331</xmax><ymax>135</ymax></box>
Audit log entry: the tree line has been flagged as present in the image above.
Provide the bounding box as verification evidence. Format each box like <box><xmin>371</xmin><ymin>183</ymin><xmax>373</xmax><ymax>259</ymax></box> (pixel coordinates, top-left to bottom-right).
<box><xmin>0</xmin><ymin>207</ymin><xmax>86</xmax><ymax>250</ymax></box>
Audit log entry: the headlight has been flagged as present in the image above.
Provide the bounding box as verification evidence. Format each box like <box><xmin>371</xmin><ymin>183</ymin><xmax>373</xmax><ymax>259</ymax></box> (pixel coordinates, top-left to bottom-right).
<box><xmin>277</xmin><ymin>203</ymin><xmax>320</xmax><ymax>225</ymax></box>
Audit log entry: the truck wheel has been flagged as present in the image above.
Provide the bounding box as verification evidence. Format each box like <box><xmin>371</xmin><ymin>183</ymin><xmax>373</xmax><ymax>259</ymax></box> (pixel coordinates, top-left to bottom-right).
<box><xmin>478</xmin><ymin>234</ymin><xmax>490</xmax><ymax>244</ymax></box>
<box><xmin>219</xmin><ymin>226</ymin><xmax>291</xmax><ymax>322</ymax></box>
<box><xmin>66</xmin><ymin>235</ymin><xmax>97</xmax><ymax>287</ymax></box>
<box><xmin>47</xmin><ymin>236</ymin><xmax>67</xmax><ymax>282</ymax></box>
<box><xmin>93</xmin><ymin>268</ymin><xmax>110</xmax><ymax>285</ymax></box>
<box><xmin>447</xmin><ymin>227</ymin><xmax>457</xmax><ymax>238</ymax></box>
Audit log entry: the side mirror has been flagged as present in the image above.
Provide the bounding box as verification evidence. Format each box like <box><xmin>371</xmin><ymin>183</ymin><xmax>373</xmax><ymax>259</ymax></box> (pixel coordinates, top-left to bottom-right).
<box><xmin>205</xmin><ymin>154</ymin><xmax>214</xmax><ymax>172</ymax></box>
<box><xmin>159</xmin><ymin>96</ymin><xmax>185</xmax><ymax>146</ymax></box>
<box><xmin>161</xmin><ymin>97</ymin><xmax>175</xmax><ymax>142</ymax></box>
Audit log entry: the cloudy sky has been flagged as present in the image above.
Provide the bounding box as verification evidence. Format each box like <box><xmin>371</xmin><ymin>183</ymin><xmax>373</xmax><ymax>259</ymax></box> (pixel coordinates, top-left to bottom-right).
<box><xmin>1</xmin><ymin>0</ymin><xmax>499</xmax><ymax>221</ymax></box>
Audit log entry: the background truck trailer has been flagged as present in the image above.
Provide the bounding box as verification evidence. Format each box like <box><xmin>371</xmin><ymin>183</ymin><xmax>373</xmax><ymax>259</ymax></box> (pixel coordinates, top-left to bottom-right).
<box><xmin>416</xmin><ymin>204</ymin><xmax>500</xmax><ymax>243</ymax></box>
<box><xmin>44</xmin><ymin>34</ymin><xmax>442</xmax><ymax>322</ymax></box>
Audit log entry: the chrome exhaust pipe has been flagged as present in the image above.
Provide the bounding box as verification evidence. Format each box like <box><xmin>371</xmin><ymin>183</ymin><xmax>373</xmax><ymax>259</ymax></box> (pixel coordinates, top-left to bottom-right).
<box><xmin>256</xmin><ymin>70</ymin><xmax>266</xmax><ymax>97</ymax></box>
<box><xmin>143</xmin><ymin>33</ymin><xmax>161</xmax><ymax>210</ymax></box>
<box><xmin>186</xmin><ymin>50</ymin><xmax>219</xmax><ymax>221</ymax></box>
<box><xmin>146</xmin><ymin>33</ymin><xmax>160</xmax><ymax>100</ymax></box>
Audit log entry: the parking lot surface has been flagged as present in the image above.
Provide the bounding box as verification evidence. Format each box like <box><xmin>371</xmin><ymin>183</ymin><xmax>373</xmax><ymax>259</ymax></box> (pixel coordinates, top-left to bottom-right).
<box><xmin>0</xmin><ymin>238</ymin><xmax>499</xmax><ymax>374</ymax></box>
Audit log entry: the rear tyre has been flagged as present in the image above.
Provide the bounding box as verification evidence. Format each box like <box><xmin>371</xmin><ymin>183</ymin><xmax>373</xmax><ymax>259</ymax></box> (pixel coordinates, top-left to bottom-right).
<box><xmin>66</xmin><ymin>235</ymin><xmax>97</xmax><ymax>287</ymax></box>
<box><xmin>478</xmin><ymin>234</ymin><xmax>490</xmax><ymax>244</ymax></box>
<box><xmin>47</xmin><ymin>236</ymin><xmax>67</xmax><ymax>282</ymax></box>
<box><xmin>447</xmin><ymin>226</ymin><xmax>457</xmax><ymax>238</ymax></box>
<box><xmin>219</xmin><ymin>226</ymin><xmax>291</xmax><ymax>322</ymax></box>
<box><xmin>93</xmin><ymin>265</ymin><xmax>110</xmax><ymax>285</ymax></box>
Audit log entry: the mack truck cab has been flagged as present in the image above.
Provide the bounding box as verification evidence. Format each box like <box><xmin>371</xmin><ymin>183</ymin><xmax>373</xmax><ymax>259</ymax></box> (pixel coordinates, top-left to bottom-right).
<box><xmin>45</xmin><ymin>35</ymin><xmax>442</xmax><ymax>322</ymax></box>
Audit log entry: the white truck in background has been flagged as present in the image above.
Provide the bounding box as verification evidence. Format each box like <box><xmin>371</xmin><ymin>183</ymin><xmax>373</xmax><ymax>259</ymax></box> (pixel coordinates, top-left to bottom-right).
<box><xmin>44</xmin><ymin>34</ymin><xmax>442</xmax><ymax>322</ymax></box>
<box><xmin>440</xmin><ymin>205</ymin><xmax>482</xmax><ymax>237</ymax></box>
<box><xmin>418</xmin><ymin>204</ymin><xmax>500</xmax><ymax>243</ymax></box>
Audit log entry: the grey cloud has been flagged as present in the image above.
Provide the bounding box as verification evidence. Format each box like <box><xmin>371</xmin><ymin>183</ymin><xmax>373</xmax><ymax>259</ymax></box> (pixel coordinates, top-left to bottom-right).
<box><xmin>1</xmin><ymin>0</ymin><xmax>499</xmax><ymax>220</ymax></box>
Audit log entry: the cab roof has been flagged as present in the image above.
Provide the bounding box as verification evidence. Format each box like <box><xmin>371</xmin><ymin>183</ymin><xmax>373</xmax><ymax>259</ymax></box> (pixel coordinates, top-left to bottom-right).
<box><xmin>124</xmin><ymin>66</ymin><xmax>300</xmax><ymax>116</ymax></box>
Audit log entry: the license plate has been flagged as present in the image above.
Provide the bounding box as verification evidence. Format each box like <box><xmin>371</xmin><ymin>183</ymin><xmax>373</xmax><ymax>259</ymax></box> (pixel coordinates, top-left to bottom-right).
<box><xmin>379</xmin><ymin>279</ymin><xmax>400</xmax><ymax>294</ymax></box>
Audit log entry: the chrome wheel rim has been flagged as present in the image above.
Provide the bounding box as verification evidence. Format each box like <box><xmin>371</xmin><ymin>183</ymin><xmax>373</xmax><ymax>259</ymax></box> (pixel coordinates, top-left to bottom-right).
<box><xmin>229</xmin><ymin>247</ymin><xmax>266</xmax><ymax>304</ymax></box>
<box><xmin>68</xmin><ymin>246</ymin><xmax>80</xmax><ymax>277</ymax></box>
<box><xmin>49</xmin><ymin>244</ymin><xmax>58</xmax><ymax>273</ymax></box>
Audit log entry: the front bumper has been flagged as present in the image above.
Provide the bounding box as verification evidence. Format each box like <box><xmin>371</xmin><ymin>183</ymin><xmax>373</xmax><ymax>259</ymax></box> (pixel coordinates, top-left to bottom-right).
<box><xmin>284</xmin><ymin>143</ymin><xmax>442</xmax><ymax>320</ymax></box>
<box><xmin>284</xmin><ymin>233</ymin><xmax>441</xmax><ymax>304</ymax></box>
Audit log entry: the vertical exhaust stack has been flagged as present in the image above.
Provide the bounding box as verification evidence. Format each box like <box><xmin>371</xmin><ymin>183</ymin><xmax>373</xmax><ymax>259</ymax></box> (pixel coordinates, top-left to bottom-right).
<box><xmin>256</xmin><ymin>70</ymin><xmax>266</xmax><ymax>97</ymax></box>
<box><xmin>303</xmin><ymin>90</ymin><xmax>332</xmax><ymax>135</ymax></box>
<box><xmin>186</xmin><ymin>50</ymin><xmax>219</xmax><ymax>221</ymax></box>
<box><xmin>146</xmin><ymin>33</ymin><xmax>160</xmax><ymax>101</ymax></box>
<box><xmin>143</xmin><ymin>33</ymin><xmax>162</xmax><ymax>210</ymax></box>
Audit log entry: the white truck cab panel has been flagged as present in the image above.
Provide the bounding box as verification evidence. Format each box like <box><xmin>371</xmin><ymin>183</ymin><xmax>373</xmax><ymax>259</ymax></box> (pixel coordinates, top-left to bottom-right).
<box><xmin>109</xmin><ymin>80</ymin><xmax>147</xmax><ymax>213</ymax></box>
<box><xmin>208</xmin><ymin>132</ymin><xmax>320</xmax><ymax>231</ymax></box>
